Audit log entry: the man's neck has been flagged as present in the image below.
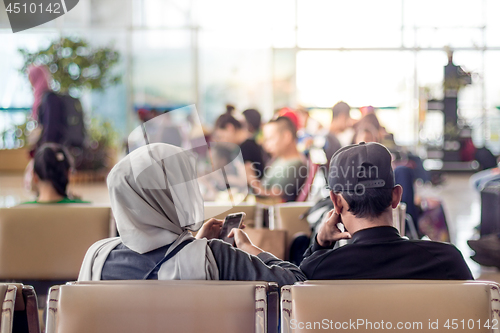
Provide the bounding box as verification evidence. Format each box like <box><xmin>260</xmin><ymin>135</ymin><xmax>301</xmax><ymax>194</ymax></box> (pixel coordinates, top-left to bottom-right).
<box><xmin>329</xmin><ymin>123</ymin><xmax>343</xmax><ymax>135</ymax></box>
<box><xmin>344</xmin><ymin>211</ymin><xmax>394</xmax><ymax>236</ymax></box>
<box><xmin>235</xmin><ymin>129</ymin><xmax>251</xmax><ymax>145</ymax></box>
<box><xmin>277</xmin><ymin>145</ymin><xmax>301</xmax><ymax>160</ymax></box>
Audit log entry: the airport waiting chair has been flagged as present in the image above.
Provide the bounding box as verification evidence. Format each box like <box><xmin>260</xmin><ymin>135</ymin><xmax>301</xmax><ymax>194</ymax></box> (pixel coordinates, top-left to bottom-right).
<box><xmin>46</xmin><ymin>281</ymin><xmax>273</xmax><ymax>333</ymax></box>
<box><xmin>478</xmin><ymin>272</ymin><xmax>500</xmax><ymax>286</ymax></box>
<box><xmin>0</xmin><ymin>206</ymin><xmax>112</xmax><ymax>281</ymax></box>
<box><xmin>0</xmin><ymin>284</ymin><xmax>18</xmax><ymax>333</ymax></box>
<box><xmin>392</xmin><ymin>202</ymin><xmax>407</xmax><ymax>235</ymax></box>
<box><xmin>67</xmin><ymin>280</ymin><xmax>279</xmax><ymax>333</ymax></box>
<box><xmin>274</xmin><ymin>202</ymin><xmax>314</xmax><ymax>259</ymax></box>
<box><xmin>11</xmin><ymin>283</ymin><xmax>40</xmax><ymax>333</ymax></box>
<box><xmin>281</xmin><ymin>280</ymin><xmax>500</xmax><ymax>333</ymax></box>
<box><xmin>295</xmin><ymin>161</ymin><xmax>319</xmax><ymax>202</ymax></box>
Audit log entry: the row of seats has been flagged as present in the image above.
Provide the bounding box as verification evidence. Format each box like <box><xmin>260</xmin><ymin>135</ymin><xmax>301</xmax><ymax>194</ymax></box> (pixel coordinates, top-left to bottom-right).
<box><xmin>0</xmin><ymin>283</ymin><xmax>39</xmax><ymax>333</ymax></box>
<box><xmin>2</xmin><ymin>280</ymin><xmax>499</xmax><ymax>333</ymax></box>
<box><xmin>0</xmin><ymin>202</ymin><xmax>408</xmax><ymax>281</ymax></box>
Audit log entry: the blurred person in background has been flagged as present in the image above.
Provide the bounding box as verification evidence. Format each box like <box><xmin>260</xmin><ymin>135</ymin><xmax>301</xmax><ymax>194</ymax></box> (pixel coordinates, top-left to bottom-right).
<box><xmin>22</xmin><ymin>143</ymin><xmax>88</xmax><ymax>204</ymax></box>
<box><xmin>28</xmin><ymin>65</ymin><xmax>51</xmax><ymax>121</ymax></box>
<box><xmin>27</xmin><ymin>65</ymin><xmax>66</xmax><ymax>154</ymax></box>
<box><xmin>251</xmin><ymin>116</ymin><xmax>307</xmax><ymax>202</ymax></box>
<box><xmin>353</xmin><ymin>126</ymin><xmax>380</xmax><ymax>144</ymax></box>
<box><xmin>297</xmin><ymin>106</ymin><xmax>322</xmax><ymax>135</ymax></box>
<box><xmin>242</xmin><ymin>108</ymin><xmax>262</xmax><ymax>137</ymax></box>
<box><xmin>354</xmin><ymin>110</ymin><xmax>422</xmax><ymax>226</ymax></box>
<box><xmin>225</xmin><ymin>104</ymin><xmax>235</xmax><ymax>115</ymax></box>
<box><xmin>352</xmin><ymin>111</ymin><xmax>384</xmax><ymax>144</ymax></box>
<box><xmin>296</xmin><ymin>106</ymin><xmax>323</xmax><ymax>155</ymax></box>
<box><xmin>324</xmin><ymin>102</ymin><xmax>355</xmax><ymax>162</ymax></box>
<box><xmin>129</xmin><ymin>109</ymin><xmax>184</xmax><ymax>152</ymax></box>
<box><xmin>214</xmin><ymin>112</ymin><xmax>266</xmax><ymax>181</ymax></box>
<box><xmin>276</xmin><ymin>107</ymin><xmax>301</xmax><ymax>130</ymax></box>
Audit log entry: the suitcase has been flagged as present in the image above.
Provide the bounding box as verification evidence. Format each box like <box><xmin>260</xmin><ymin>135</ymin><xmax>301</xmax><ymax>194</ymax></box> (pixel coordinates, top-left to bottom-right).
<box><xmin>480</xmin><ymin>180</ymin><xmax>500</xmax><ymax>236</ymax></box>
<box><xmin>418</xmin><ymin>198</ymin><xmax>451</xmax><ymax>242</ymax></box>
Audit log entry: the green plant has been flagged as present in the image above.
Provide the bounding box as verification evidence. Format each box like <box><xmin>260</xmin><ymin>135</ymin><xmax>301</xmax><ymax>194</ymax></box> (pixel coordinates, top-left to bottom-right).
<box><xmin>19</xmin><ymin>36</ymin><xmax>120</xmax><ymax>96</ymax></box>
<box><xmin>88</xmin><ymin>117</ymin><xmax>118</xmax><ymax>149</ymax></box>
<box><xmin>73</xmin><ymin>118</ymin><xmax>119</xmax><ymax>171</ymax></box>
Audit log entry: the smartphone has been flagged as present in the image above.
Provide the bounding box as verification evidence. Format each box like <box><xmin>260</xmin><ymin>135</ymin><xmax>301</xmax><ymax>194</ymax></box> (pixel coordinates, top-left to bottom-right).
<box><xmin>219</xmin><ymin>212</ymin><xmax>246</xmax><ymax>246</ymax></box>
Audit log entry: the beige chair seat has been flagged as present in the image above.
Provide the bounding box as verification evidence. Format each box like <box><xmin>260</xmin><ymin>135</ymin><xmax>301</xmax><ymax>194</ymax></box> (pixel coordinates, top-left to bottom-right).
<box><xmin>47</xmin><ymin>281</ymin><xmax>272</xmax><ymax>333</ymax></box>
<box><xmin>281</xmin><ymin>280</ymin><xmax>500</xmax><ymax>333</ymax></box>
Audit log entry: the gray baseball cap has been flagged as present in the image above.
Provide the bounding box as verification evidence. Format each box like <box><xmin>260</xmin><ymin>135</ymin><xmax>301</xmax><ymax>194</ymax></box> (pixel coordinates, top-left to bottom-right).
<box><xmin>327</xmin><ymin>142</ymin><xmax>395</xmax><ymax>193</ymax></box>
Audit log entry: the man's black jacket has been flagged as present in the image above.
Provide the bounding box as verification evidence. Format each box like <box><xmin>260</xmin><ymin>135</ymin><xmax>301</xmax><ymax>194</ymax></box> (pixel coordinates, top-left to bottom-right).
<box><xmin>300</xmin><ymin>226</ymin><xmax>473</xmax><ymax>280</ymax></box>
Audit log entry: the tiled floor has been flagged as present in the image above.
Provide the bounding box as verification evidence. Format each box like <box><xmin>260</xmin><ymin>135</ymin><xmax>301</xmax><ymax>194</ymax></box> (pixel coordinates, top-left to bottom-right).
<box><xmin>0</xmin><ymin>171</ymin><xmax>487</xmax><ymax>277</ymax></box>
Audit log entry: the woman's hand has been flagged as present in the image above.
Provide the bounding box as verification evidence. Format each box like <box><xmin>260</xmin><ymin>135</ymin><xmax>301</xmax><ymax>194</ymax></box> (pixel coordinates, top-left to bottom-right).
<box><xmin>317</xmin><ymin>210</ymin><xmax>351</xmax><ymax>247</ymax></box>
<box><xmin>195</xmin><ymin>218</ymin><xmax>223</xmax><ymax>240</ymax></box>
<box><xmin>228</xmin><ymin>228</ymin><xmax>264</xmax><ymax>256</ymax></box>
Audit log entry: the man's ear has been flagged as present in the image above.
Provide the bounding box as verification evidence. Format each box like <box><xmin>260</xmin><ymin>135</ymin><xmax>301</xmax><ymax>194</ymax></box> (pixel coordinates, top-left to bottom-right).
<box><xmin>32</xmin><ymin>173</ymin><xmax>39</xmax><ymax>184</ymax></box>
<box><xmin>282</xmin><ymin>130</ymin><xmax>292</xmax><ymax>145</ymax></box>
<box><xmin>329</xmin><ymin>191</ymin><xmax>343</xmax><ymax>214</ymax></box>
<box><xmin>391</xmin><ymin>185</ymin><xmax>403</xmax><ymax>209</ymax></box>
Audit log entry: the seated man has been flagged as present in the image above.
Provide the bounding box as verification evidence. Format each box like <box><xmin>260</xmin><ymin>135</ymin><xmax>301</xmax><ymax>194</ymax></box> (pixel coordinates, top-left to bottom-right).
<box><xmin>300</xmin><ymin>142</ymin><xmax>473</xmax><ymax>280</ymax></box>
<box><xmin>251</xmin><ymin>116</ymin><xmax>307</xmax><ymax>202</ymax></box>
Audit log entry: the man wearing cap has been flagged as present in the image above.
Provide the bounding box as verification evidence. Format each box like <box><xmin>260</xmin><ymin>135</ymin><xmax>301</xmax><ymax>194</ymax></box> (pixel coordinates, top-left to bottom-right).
<box><xmin>300</xmin><ymin>142</ymin><xmax>473</xmax><ymax>280</ymax></box>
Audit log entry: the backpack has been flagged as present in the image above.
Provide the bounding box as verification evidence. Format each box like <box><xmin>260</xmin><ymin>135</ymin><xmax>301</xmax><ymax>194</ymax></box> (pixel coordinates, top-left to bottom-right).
<box><xmin>39</xmin><ymin>92</ymin><xmax>86</xmax><ymax>148</ymax></box>
<box><xmin>59</xmin><ymin>94</ymin><xmax>86</xmax><ymax>147</ymax></box>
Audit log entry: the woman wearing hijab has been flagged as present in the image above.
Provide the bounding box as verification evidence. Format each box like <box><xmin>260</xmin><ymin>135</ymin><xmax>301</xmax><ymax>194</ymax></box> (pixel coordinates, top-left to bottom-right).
<box><xmin>27</xmin><ymin>65</ymin><xmax>66</xmax><ymax>152</ymax></box>
<box><xmin>79</xmin><ymin>143</ymin><xmax>305</xmax><ymax>286</ymax></box>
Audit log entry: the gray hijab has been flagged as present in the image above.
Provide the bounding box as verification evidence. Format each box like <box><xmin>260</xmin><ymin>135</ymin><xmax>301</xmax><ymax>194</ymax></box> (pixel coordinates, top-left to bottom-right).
<box><xmin>79</xmin><ymin>143</ymin><xmax>218</xmax><ymax>281</ymax></box>
<box><xmin>108</xmin><ymin>143</ymin><xmax>204</xmax><ymax>253</ymax></box>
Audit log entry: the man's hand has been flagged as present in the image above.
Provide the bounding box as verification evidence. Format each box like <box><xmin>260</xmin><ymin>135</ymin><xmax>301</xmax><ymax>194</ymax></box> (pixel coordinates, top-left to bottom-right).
<box><xmin>317</xmin><ymin>210</ymin><xmax>351</xmax><ymax>247</ymax></box>
<box><xmin>196</xmin><ymin>218</ymin><xmax>223</xmax><ymax>240</ymax></box>
<box><xmin>228</xmin><ymin>228</ymin><xmax>264</xmax><ymax>256</ymax></box>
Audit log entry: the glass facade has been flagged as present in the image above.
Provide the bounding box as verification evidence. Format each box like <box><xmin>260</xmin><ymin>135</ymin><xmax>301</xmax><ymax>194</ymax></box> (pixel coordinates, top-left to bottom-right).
<box><xmin>1</xmin><ymin>0</ymin><xmax>499</xmax><ymax>151</ymax></box>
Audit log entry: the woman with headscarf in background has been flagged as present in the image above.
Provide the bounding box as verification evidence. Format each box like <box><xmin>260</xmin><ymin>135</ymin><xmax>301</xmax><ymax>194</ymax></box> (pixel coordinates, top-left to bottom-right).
<box><xmin>78</xmin><ymin>143</ymin><xmax>305</xmax><ymax>286</ymax></box>
<box><xmin>27</xmin><ymin>65</ymin><xmax>66</xmax><ymax>153</ymax></box>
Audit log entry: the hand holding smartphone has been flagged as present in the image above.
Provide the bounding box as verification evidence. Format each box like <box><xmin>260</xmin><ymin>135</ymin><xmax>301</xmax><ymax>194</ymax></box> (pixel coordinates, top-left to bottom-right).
<box><xmin>219</xmin><ymin>212</ymin><xmax>246</xmax><ymax>246</ymax></box>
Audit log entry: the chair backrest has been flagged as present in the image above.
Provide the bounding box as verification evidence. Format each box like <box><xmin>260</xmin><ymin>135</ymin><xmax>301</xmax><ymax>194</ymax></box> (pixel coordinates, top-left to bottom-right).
<box><xmin>0</xmin><ymin>206</ymin><xmax>111</xmax><ymax>280</ymax></box>
<box><xmin>275</xmin><ymin>202</ymin><xmax>314</xmax><ymax>258</ymax></box>
<box><xmin>392</xmin><ymin>202</ymin><xmax>407</xmax><ymax>235</ymax></box>
<box><xmin>281</xmin><ymin>281</ymin><xmax>500</xmax><ymax>333</ymax></box>
<box><xmin>479</xmin><ymin>273</ymin><xmax>500</xmax><ymax>285</ymax></box>
<box><xmin>245</xmin><ymin>228</ymin><xmax>287</xmax><ymax>260</ymax></box>
<box><xmin>9</xmin><ymin>283</ymin><xmax>40</xmax><ymax>333</ymax></box>
<box><xmin>67</xmin><ymin>280</ymin><xmax>279</xmax><ymax>333</ymax></box>
<box><xmin>296</xmin><ymin>161</ymin><xmax>319</xmax><ymax>202</ymax></box>
<box><xmin>0</xmin><ymin>284</ymin><xmax>17</xmax><ymax>333</ymax></box>
<box><xmin>47</xmin><ymin>281</ymin><xmax>269</xmax><ymax>333</ymax></box>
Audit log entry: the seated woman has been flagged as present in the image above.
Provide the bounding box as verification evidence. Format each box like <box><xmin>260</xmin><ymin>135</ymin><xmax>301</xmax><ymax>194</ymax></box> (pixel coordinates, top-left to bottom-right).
<box><xmin>78</xmin><ymin>143</ymin><xmax>305</xmax><ymax>286</ymax></box>
<box><xmin>22</xmin><ymin>143</ymin><xmax>89</xmax><ymax>204</ymax></box>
